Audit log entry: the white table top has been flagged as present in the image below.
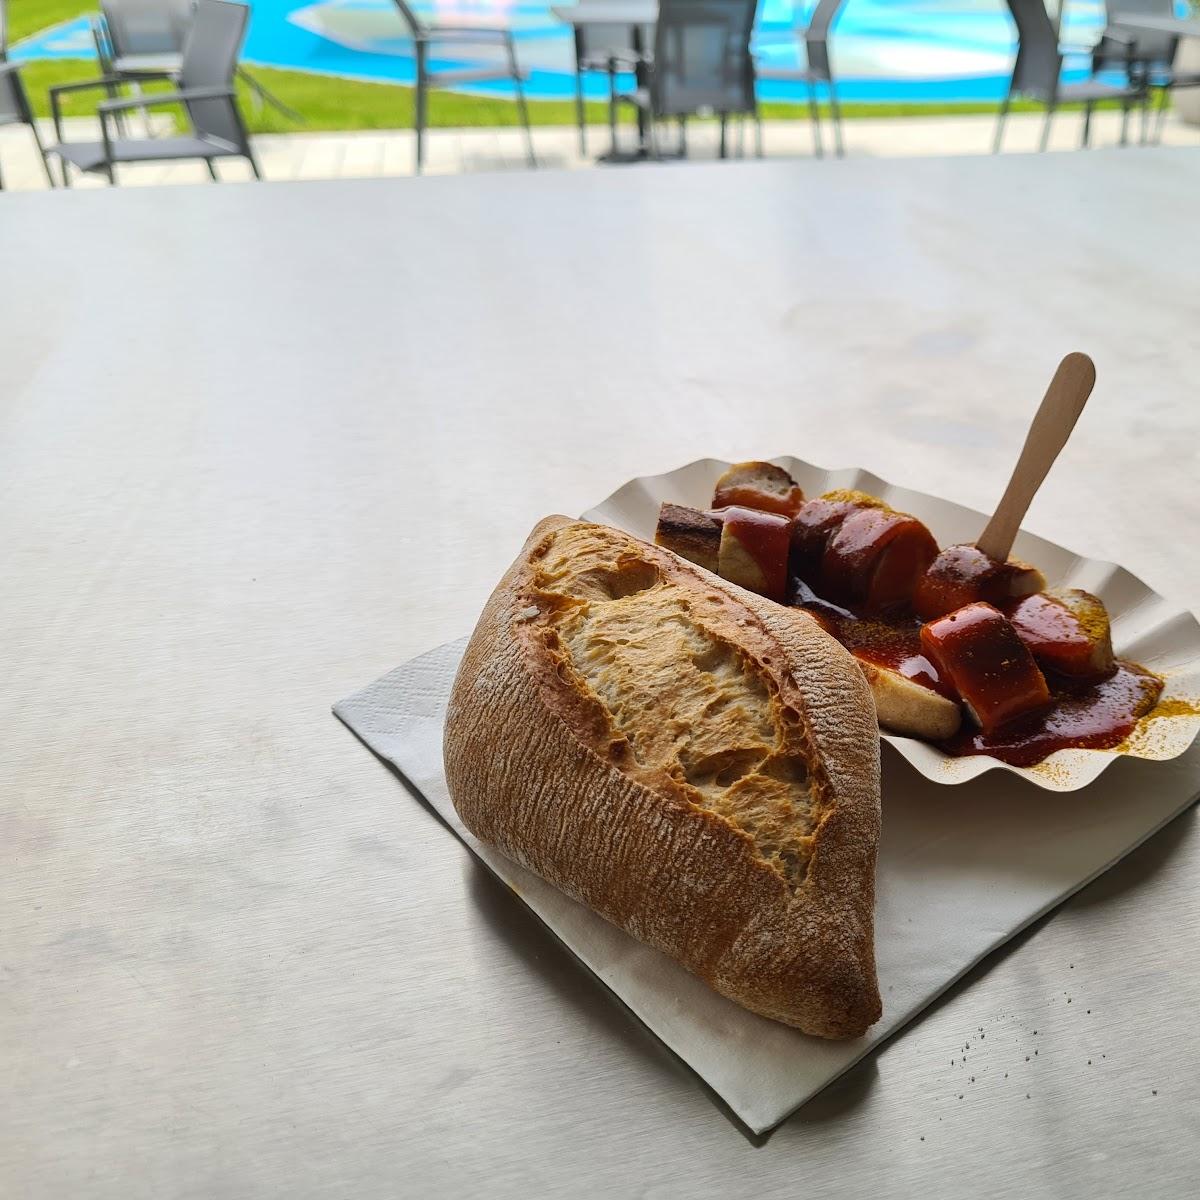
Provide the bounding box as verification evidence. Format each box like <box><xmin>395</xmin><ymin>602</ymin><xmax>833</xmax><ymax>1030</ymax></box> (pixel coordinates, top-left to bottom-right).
<box><xmin>551</xmin><ymin>2</ymin><xmax>657</xmax><ymax>27</ymax></box>
<box><xmin>1112</xmin><ymin>14</ymin><xmax>1200</xmax><ymax>40</ymax></box>
<box><xmin>2</xmin><ymin>151</ymin><xmax>1199</xmax><ymax>1198</ymax></box>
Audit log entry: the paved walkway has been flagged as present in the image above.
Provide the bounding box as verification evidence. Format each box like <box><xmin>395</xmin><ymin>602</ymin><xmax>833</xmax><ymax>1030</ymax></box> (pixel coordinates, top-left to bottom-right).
<box><xmin>1</xmin><ymin>109</ymin><xmax>1196</xmax><ymax>190</ymax></box>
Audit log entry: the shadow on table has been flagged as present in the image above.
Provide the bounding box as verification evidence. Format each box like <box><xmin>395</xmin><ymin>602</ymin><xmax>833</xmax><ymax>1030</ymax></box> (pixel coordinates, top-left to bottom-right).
<box><xmin>463</xmin><ymin>859</ymin><xmax>788</xmax><ymax>1145</ymax></box>
<box><xmin>1066</xmin><ymin>802</ymin><xmax>1195</xmax><ymax>908</ymax></box>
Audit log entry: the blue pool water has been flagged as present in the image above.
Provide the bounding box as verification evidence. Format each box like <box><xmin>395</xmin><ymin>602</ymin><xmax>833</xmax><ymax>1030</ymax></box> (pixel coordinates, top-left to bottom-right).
<box><xmin>13</xmin><ymin>1</ymin><xmax>1134</xmax><ymax>105</ymax></box>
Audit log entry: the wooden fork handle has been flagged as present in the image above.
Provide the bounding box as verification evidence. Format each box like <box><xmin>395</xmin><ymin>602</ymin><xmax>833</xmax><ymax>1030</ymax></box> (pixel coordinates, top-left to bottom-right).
<box><xmin>976</xmin><ymin>352</ymin><xmax>1096</xmax><ymax>563</ymax></box>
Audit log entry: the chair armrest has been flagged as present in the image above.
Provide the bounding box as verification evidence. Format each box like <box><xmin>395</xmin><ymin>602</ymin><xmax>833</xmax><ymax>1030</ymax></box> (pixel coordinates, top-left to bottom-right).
<box><xmin>48</xmin><ymin>74</ymin><xmax>141</xmax><ymax>99</ymax></box>
<box><xmin>97</xmin><ymin>87</ymin><xmax>238</xmax><ymax>151</ymax></box>
<box><xmin>422</xmin><ymin>24</ymin><xmax>513</xmax><ymax>44</ymax></box>
<box><xmin>1087</xmin><ymin>28</ymin><xmax>1157</xmax><ymax>76</ymax></box>
<box><xmin>97</xmin><ymin>86</ymin><xmax>235</xmax><ymax>117</ymax></box>
<box><xmin>49</xmin><ymin>76</ymin><xmax>139</xmax><ymax>144</ymax></box>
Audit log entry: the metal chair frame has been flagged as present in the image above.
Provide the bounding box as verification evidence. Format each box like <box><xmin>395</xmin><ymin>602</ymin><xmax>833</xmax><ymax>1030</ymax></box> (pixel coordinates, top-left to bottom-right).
<box><xmin>616</xmin><ymin>0</ymin><xmax>760</xmax><ymax>161</ymax></box>
<box><xmin>48</xmin><ymin>0</ymin><xmax>261</xmax><ymax>185</ymax></box>
<box><xmin>93</xmin><ymin>0</ymin><xmax>302</xmax><ymax>132</ymax></box>
<box><xmin>994</xmin><ymin>0</ymin><xmax>1147</xmax><ymax>153</ymax></box>
<box><xmin>1099</xmin><ymin>1</ymin><xmax>1200</xmax><ymax>143</ymax></box>
<box><xmin>0</xmin><ymin>60</ymin><xmax>56</xmax><ymax>189</ymax></box>
<box><xmin>389</xmin><ymin>0</ymin><xmax>534</xmax><ymax>174</ymax></box>
<box><xmin>756</xmin><ymin>0</ymin><xmax>846</xmax><ymax>158</ymax></box>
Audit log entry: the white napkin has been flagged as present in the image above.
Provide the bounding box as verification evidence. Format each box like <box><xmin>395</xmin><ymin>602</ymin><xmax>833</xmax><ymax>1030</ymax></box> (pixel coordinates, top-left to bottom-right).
<box><xmin>335</xmin><ymin>639</ymin><xmax>1200</xmax><ymax>1134</ymax></box>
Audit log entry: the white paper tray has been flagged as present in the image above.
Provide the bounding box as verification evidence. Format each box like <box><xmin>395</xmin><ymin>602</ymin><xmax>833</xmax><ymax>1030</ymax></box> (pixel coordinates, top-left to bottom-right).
<box><xmin>335</xmin><ymin>643</ymin><xmax>1200</xmax><ymax>1135</ymax></box>
<box><xmin>583</xmin><ymin>457</ymin><xmax>1200</xmax><ymax>791</ymax></box>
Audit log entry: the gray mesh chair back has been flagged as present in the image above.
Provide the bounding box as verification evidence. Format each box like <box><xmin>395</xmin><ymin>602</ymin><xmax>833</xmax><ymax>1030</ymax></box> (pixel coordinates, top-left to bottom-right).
<box><xmin>1</xmin><ymin>0</ymin><xmax>8</xmax><ymax>59</ymax></box>
<box><xmin>178</xmin><ymin>0</ymin><xmax>249</xmax><ymax>148</ymax></box>
<box><xmin>804</xmin><ymin>0</ymin><xmax>844</xmax><ymax>80</ymax></box>
<box><xmin>102</xmin><ymin>0</ymin><xmax>194</xmax><ymax>56</ymax></box>
<box><xmin>1004</xmin><ymin>0</ymin><xmax>1063</xmax><ymax>100</ymax></box>
<box><xmin>650</xmin><ymin>0</ymin><xmax>758</xmax><ymax>118</ymax></box>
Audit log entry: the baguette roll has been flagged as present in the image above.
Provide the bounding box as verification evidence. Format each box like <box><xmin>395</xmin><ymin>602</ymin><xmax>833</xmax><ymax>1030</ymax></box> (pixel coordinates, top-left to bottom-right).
<box><xmin>445</xmin><ymin>517</ymin><xmax>882</xmax><ymax>1038</ymax></box>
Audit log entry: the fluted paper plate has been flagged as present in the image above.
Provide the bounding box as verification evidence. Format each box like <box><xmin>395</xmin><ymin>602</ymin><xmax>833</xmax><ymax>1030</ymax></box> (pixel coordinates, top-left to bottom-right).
<box><xmin>582</xmin><ymin>457</ymin><xmax>1200</xmax><ymax>792</ymax></box>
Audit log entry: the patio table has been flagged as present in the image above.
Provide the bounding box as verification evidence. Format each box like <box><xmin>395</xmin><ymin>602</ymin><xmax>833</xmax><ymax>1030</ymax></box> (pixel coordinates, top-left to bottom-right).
<box><xmin>2</xmin><ymin>150</ymin><xmax>1199</xmax><ymax>1198</ymax></box>
<box><xmin>552</xmin><ymin>2</ymin><xmax>659</xmax><ymax>160</ymax></box>
<box><xmin>1111</xmin><ymin>14</ymin><xmax>1200</xmax><ymax>40</ymax></box>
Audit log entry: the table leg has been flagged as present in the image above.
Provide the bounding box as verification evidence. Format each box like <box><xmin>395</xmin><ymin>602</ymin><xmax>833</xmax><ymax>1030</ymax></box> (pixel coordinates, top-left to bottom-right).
<box><xmin>596</xmin><ymin>24</ymin><xmax>654</xmax><ymax>165</ymax></box>
<box><xmin>633</xmin><ymin>26</ymin><xmax>649</xmax><ymax>155</ymax></box>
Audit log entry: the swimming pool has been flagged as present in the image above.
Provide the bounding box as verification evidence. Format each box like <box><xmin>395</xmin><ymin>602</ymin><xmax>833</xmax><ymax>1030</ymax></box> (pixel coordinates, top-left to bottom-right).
<box><xmin>13</xmin><ymin>1</ymin><xmax>1120</xmax><ymax>105</ymax></box>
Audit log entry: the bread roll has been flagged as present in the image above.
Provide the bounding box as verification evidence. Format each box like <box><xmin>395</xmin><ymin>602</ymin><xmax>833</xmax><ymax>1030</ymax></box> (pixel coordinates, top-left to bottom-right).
<box><xmin>444</xmin><ymin>517</ymin><xmax>882</xmax><ymax>1038</ymax></box>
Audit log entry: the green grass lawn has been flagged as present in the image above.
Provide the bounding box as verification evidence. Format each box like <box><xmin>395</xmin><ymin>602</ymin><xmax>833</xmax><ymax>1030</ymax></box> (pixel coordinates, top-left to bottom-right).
<box><xmin>18</xmin><ymin>57</ymin><xmax>1140</xmax><ymax>135</ymax></box>
<box><xmin>9</xmin><ymin>4</ymin><xmax>1156</xmax><ymax>133</ymax></box>
<box><xmin>5</xmin><ymin>0</ymin><xmax>92</xmax><ymax>45</ymax></box>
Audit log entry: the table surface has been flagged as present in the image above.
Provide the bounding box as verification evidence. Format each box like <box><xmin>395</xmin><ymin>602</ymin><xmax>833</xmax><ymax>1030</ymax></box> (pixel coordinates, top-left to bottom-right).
<box><xmin>1112</xmin><ymin>14</ymin><xmax>1200</xmax><ymax>39</ymax></box>
<box><xmin>3</xmin><ymin>151</ymin><xmax>1199</xmax><ymax>1199</ymax></box>
<box><xmin>550</xmin><ymin>2</ymin><xmax>657</xmax><ymax>26</ymax></box>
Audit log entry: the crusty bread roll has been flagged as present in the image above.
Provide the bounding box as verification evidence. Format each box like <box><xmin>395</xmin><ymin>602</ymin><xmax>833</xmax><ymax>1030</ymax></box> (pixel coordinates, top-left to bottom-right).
<box><xmin>444</xmin><ymin>517</ymin><xmax>882</xmax><ymax>1038</ymax></box>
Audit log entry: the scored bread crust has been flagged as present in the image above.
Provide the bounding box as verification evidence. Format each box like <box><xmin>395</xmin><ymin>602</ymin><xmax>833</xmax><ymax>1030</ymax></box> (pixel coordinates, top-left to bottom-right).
<box><xmin>444</xmin><ymin>516</ymin><xmax>882</xmax><ymax>1038</ymax></box>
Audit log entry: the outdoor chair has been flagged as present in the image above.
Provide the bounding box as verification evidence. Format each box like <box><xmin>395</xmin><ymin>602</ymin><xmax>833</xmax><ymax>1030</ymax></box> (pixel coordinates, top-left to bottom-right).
<box><xmin>389</xmin><ymin>0</ymin><xmax>534</xmax><ymax>174</ymax></box>
<box><xmin>1</xmin><ymin>31</ymin><xmax>55</xmax><ymax>188</ymax></box>
<box><xmin>616</xmin><ymin>0</ymin><xmax>759</xmax><ymax>160</ymax></box>
<box><xmin>48</xmin><ymin>0</ymin><xmax>260</xmax><ymax>185</ymax></box>
<box><xmin>94</xmin><ymin>0</ymin><xmax>301</xmax><ymax>130</ymax></box>
<box><xmin>756</xmin><ymin>0</ymin><xmax>846</xmax><ymax>157</ymax></box>
<box><xmin>995</xmin><ymin>0</ymin><xmax>1146</xmax><ymax>152</ymax></box>
<box><xmin>569</xmin><ymin>10</ymin><xmax>654</xmax><ymax>156</ymax></box>
<box><xmin>91</xmin><ymin>0</ymin><xmax>193</xmax><ymax>135</ymax></box>
<box><xmin>1099</xmin><ymin>1</ymin><xmax>1200</xmax><ymax>141</ymax></box>
<box><xmin>96</xmin><ymin>0</ymin><xmax>193</xmax><ymax>78</ymax></box>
